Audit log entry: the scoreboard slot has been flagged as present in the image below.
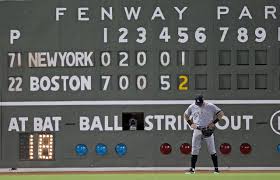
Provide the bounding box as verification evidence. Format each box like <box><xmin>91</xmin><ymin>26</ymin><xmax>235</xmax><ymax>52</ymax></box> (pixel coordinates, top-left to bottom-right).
<box><xmin>122</xmin><ymin>112</ymin><xmax>144</xmax><ymax>131</ymax></box>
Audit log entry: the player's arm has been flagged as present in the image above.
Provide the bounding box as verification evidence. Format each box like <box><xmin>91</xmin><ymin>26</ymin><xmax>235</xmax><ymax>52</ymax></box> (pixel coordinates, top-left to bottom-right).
<box><xmin>212</xmin><ymin>110</ymin><xmax>224</xmax><ymax>124</ymax></box>
<box><xmin>184</xmin><ymin>114</ymin><xmax>192</xmax><ymax>125</ymax></box>
<box><xmin>184</xmin><ymin>113</ymin><xmax>197</xmax><ymax>129</ymax></box>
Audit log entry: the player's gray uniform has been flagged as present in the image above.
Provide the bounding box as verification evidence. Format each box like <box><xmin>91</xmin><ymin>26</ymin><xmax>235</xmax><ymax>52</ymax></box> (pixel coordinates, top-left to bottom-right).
<box><xmin>184</xmin><ymin>102</ymin><xmax>221</xmax><ymax>155</ymax></box>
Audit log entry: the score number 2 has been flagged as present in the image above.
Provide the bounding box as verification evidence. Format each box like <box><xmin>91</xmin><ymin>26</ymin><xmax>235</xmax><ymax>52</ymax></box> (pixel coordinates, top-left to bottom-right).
<box><xmin>179</xmin><ymin>75</ymin><xmax>189</xmax><ymax>91</ymax></box>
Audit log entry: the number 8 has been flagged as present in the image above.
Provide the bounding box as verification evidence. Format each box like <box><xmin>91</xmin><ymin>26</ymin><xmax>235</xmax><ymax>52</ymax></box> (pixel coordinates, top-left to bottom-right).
<box><xmin>237</xmin><ymin>27</ymin><xmax>248</xmax><ymax>43</ymax></box>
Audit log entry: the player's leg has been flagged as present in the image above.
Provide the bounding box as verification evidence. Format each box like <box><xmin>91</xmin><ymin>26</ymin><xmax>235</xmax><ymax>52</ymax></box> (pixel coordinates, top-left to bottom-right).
<box><xmin>205</xmin><ymin>135</ymin><xmax>219</xmax><ymax>173</ymax></box>
<box><xmin>189</xmin><ymin>129</ymin><xmax>202</xmax><ymax>173</ymax></box>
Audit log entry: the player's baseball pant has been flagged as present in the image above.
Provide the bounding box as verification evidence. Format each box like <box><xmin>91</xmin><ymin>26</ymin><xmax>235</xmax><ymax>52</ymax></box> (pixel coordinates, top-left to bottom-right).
<box><xmin>191</xmin><ymin>129</ymin><xmax>216</xmax><ymax>155</ymax></box>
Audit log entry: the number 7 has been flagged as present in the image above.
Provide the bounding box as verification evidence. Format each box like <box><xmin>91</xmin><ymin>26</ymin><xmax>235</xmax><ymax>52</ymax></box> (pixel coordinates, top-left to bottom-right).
<box><xmin>101</xmin><ymin>76</ymin><xmax>111</xmax><ymax>91</ymax></box>
<box><xmin>219</xmin><ymin>27</ymin><xmax>229</xmax><ymax>42</ymax></box>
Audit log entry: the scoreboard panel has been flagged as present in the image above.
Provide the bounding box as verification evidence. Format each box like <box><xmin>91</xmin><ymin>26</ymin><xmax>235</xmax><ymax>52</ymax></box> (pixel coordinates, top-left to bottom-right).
<box><xmin>19</xmin><ymin>133</ymin><xmax>54</xmax><ymax>161</ymax></box>
<box><xmin>0</xmin><ymin>0</ymin><xmax>280</xmax><ymax>168</ymax></box>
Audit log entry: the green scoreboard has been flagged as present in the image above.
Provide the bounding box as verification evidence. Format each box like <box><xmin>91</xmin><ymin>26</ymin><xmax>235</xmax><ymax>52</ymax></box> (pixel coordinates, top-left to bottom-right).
<box><xmin>0</xmin><ymin>0</ymin><xmax>279</xmax><ymax>169</ymax></box>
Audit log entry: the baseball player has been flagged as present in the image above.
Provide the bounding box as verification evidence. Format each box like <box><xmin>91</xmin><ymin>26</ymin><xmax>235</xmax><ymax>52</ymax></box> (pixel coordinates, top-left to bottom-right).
<box><xmin>184</xmin><ymin>95</ymin><xmax>224</xmax><ymax>174</ymax></box>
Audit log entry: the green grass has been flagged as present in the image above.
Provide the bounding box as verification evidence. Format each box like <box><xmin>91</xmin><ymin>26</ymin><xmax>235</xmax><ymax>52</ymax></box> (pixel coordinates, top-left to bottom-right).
<box><xmin>1</xmin><ymin>173</ymin><xmax>280</xmax><ymax>180</ymax></box>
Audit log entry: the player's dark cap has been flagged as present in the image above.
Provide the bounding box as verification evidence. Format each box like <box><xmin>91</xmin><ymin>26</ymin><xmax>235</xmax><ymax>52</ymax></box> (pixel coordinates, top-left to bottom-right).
<box><xmin>195</xmin><ymin>95</ymin><xmax>204</xmax><ymax>106</ymax></box>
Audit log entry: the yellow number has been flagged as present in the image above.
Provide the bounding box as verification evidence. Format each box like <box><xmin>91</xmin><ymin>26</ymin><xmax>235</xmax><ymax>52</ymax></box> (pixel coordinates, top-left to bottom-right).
<box><xmin>179</xmin><ymin>75</ymin><xmax>189</xmax><ymax>91</ymax></box>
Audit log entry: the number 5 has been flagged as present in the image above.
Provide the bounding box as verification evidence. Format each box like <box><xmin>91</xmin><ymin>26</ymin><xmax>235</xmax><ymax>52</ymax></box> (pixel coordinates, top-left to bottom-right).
<box><xmin>160</xmin><ymin>75</ymin><xmax>170</xmax><ymax>90</ymax></box>
<box><xmin>178</xmin><ymin>27</ymin><xmax>188</xmax><ymax>43</ymax></box>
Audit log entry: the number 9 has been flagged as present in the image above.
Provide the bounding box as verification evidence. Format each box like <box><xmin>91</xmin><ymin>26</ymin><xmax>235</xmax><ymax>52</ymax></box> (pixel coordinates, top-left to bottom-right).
<box><xmin>255</xmin><ymin>27</ymin><xmax>266</xmax><ymax>42</ymax></box>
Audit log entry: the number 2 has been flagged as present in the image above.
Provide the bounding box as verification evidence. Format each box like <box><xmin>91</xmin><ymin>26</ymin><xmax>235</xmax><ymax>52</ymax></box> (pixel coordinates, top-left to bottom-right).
<box><xmin>178</xmin><ymin>75</ymin><xmax>188</xmax><ymax>91</ymax></box>
<box><xmin>119</xmin><ymin>28</ymin><xmax>128</xmax><ymax>43</ymax></box>
<box><xmin>119</xmin><ymin>52</ymin><xmax>128</xmax><ymax>66</ymax></box>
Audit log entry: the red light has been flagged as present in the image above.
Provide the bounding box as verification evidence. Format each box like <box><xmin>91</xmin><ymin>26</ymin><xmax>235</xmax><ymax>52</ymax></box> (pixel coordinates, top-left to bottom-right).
<box><xmin>240</xmin><ymin>143</ymin><xmax>252</xmax><ymax>154</ymax></box>
<box><xmin>160</xmin><ymin>143</ymin><xmax>172</xmax><ymax>155</ymax></box>
<box><xmin>220</xmin><ymin>143</ymin><xmax>231</xmax><ymax>155</ymax></box>
<box><xmin>180</xmin><ymin>143</ymin><xmax>191</xmax><ymax>155</ymax></box>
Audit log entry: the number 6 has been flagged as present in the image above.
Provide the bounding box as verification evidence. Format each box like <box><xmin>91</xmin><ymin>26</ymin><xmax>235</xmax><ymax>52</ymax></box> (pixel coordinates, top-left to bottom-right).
<box><xmin>195</xmin><ymin>27</ymin><xmax>206</xmax><ymax>43</ymax></box>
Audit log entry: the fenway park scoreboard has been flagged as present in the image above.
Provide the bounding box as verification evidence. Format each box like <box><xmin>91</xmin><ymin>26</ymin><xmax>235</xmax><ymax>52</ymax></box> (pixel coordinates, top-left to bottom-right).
<box><xmin>0</xmin><ymin>0</ymin><xmax>280</xmax><ymax>168</ymax></box>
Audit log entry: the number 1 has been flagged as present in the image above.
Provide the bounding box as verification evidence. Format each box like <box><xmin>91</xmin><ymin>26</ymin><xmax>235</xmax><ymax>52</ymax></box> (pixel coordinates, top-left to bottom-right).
<box><xmin>104</xmin><ymin>28</ymin><xmax>108</xmax><ymax>43</ymax></box>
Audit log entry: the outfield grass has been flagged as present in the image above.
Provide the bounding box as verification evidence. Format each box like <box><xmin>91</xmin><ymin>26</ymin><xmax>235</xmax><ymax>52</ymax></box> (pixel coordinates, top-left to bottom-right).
<box><xmin>1</xmin><ymin>173</ymin><xmax>280</xmax><ymax>180</ymax></box>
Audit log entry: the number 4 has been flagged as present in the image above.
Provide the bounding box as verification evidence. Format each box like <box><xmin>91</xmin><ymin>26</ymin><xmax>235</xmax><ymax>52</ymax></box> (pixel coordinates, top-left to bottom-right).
<box><xmin>159</xmin><ymin>27</ymin><xmax>171</xmax><ymax>42</ymax></box>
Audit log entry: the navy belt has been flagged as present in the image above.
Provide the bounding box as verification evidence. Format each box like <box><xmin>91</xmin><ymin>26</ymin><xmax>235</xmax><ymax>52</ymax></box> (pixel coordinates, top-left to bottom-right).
<box><xmin>196</xmin><ymin>127</ymin><xmax>206</xmax><ymax>130</ymax></box>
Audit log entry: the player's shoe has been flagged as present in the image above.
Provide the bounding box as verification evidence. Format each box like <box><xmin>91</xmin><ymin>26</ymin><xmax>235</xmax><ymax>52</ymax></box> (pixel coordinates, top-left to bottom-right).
<box><xmin>185</xmin><ymin>168</ymin><xmax>195</xmax><ymax>174</ymax></box>
<box><xmin>214</xmin><ymin>168</ymin><xmax>220</xmax><ymax>174</ymax></box>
